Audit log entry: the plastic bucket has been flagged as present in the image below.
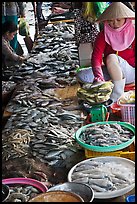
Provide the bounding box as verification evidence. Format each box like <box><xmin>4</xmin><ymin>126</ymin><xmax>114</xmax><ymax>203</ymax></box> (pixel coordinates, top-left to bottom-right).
<box><xmin>126</xmin><ymin>195</ymin><xmax>135</xmax><ymax>202</ymax></box>
<box><xmin>110</xmin><ymin>102</ymin><xmax>121</xmax><ymax>117</ymax></box>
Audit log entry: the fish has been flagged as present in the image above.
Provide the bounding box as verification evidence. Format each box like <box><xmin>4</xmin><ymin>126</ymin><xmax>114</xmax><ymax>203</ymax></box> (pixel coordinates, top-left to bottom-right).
<box><xmin>89</xmin><ymin>184</ymin><xmax>107</xmax><ymax>192</ymax></box>
<box><xmin>79</xmin><ymin>123</ymin><xmax>134</xmax><ymax>147</ymax></box>
<box><xmin>70</xmin><ymin>159</ymin><xmax>135</xmax><ymax>193</ymax></box>
<box><xmin>72</xmin><ymin>177</ymin><xmax>89</xmax><ymax>184</ymax></box>
<box><xmin>88</xmin><ymin>178</ymin><xmax>114</xmax><ymax>190</ymax></box>
<box><xmin>2</xmin><ymin>20</ymin><xmax>87</xmax><ymax>168</ymax></box>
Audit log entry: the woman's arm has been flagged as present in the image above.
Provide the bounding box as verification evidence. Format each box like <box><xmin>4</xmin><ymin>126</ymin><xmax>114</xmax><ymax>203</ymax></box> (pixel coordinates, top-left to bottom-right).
<box><xmin>2</xmin><ymin>38</ymin><xmax>23</xmax><ymax>62</ymax></box>
<box><xmin>91</xmin><ymin>30</ymin><xmax>106</xmax><ymax>82</ymax></box>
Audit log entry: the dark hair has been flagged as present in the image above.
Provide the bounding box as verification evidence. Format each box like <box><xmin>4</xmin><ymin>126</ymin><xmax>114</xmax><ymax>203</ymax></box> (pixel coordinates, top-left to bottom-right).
<box><xmin>122</xmin><ymin>2</ymin><xmax>135</xmax><ymax>11</ymax></box>
<box><xmin>2</xmin><ymin>21</ymin><xmax>17</xmax><ymax>35</ymax></box>
<box><xmin>71</xmin><ymin>2</ymin><xmax>83</xmax><ymax>10</ymax></box>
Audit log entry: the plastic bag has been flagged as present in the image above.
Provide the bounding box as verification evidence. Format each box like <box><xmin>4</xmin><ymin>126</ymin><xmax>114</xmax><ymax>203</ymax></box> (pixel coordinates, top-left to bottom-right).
<box><xmin>82</xmin><ymin>2</ymin><xmax>96</xmax><ymax>22</ymax></box>
<box><xmin>19</xmin><ymin>17</ymin><xmax>30</xmax><ymax>36</ymax></box>
<box><xmin>93</xmin><ymin>2</ymin><xmax>109</xmax><ymax>18</ymax></box>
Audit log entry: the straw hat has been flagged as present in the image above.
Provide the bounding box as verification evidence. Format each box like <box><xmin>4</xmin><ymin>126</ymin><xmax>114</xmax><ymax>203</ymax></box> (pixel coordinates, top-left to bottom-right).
<box><xmin>97</xmin><ymin>2</ymin><xmax>135</xmax><ymax>22</ymax></box>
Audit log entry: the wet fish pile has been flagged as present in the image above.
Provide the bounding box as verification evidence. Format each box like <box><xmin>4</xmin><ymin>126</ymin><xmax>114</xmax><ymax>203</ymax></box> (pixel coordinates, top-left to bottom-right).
<box><xmin>79</xmin><ymin>123</ymin><xmax>134</xmax><ymax>147</ymax></box>
<box><xmin>70</xmin><ymin>159</ymin><xmax>135</xmax><ymax>193</ymax></box>
<box><xmin>2</xmin><ymin>74</ymin><xmax>84</xmax><ymax>168</ymax></box>
<box><xmin>5</xmin><ymin>185</ymin><xmax>41</xmax><ymax>202</ymax></box>
<box><xmin>2</xmin><ymin>81</ymin><xmax>16</xmax><ymax>93</ymax></box>
<box><xmin>4</xmin><ymin>22</ymin><xmax>79</xmax><ymax>82</ymax></box>
<box><xmin>2</xmin><ymin>129</ymin><xmax>34</xmax><ymax>161</ymax></box>
<box><xmin>2</xmin><ymin>17</ymin><xmax>87</xmax><ymax>171</ymax></box>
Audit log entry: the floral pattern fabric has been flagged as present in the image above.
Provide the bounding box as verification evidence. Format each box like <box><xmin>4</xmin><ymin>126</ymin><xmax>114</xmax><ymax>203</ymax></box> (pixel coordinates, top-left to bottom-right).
<box><xmin>73</xmin><ymin>9</ymin><xmax>99</xmax><ymax>45</ymax></box>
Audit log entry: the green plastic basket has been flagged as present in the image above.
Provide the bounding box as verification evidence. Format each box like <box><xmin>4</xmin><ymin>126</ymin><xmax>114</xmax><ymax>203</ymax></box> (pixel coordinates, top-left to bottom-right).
<box><xmin>75</xmin><ymin>121</ymin><xmax>135</xmax><ymax>152</ymax></box>
<box><xmin>89</xmin><ymin>104</ymin><xmax>107</xmax><ymax>122</ymax></box>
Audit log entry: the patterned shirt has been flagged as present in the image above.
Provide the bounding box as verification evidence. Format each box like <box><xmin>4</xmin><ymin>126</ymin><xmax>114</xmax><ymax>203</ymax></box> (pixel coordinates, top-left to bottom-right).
<box><xmin>73</xmin><ymin>9</ymin><xmax>99</xmax><ymax>45</ymax></box>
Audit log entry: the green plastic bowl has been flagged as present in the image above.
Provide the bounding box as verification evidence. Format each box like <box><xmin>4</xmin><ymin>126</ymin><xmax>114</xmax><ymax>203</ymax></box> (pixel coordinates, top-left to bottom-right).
<box><xmin>75</xmin><ymin>121</ymin><xmax>135</xmax><ymax>152</ymax></box>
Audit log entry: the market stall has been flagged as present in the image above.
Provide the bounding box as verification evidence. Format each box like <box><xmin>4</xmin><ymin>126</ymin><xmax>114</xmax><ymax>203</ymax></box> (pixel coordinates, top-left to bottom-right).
<box><xmin>2</xmin><ymin>2</ymin><xmax>135</xmax><ymax>203</ymax></box>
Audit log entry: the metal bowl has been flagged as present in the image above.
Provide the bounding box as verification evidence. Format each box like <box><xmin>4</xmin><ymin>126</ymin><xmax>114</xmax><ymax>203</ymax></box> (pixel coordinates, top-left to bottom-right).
<box><xmin>47</xmin><ymin>182</ymin><xmax>94</xmax><ymax>202</ymax></box>
<box><xmin>29</xmin><ymin>190</ymin><xmax>84</xmax><ymax>202</ymax></box>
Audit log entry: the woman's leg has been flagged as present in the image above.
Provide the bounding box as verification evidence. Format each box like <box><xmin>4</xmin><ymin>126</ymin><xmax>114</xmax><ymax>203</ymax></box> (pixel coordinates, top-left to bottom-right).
<box><xmin>36</xmin><ymin>2</ymin><xmax>45</xmax><ymax>23</ymax></box>
<box><xmin>105</xmin><ymin>54</ymin><xmax>125</xmax><ymax>102</ymax></box>
<box><xmin>105</xmin><ymin>54</ymin><xmax>123</xmax><ymax>80</ymax></box>
<box><xmin>106</xmin><ymin>54</ymin><xmax>135</xmax><ymax>83</ymax></box>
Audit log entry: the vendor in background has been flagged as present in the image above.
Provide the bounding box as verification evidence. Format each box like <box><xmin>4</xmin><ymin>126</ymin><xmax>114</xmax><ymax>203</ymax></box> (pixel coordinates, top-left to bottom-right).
<box><xmin>72</xmin><ymin>2</ymin><xmax>99</xmax><ymax>67</ymax></box>
<box><xmin>2</xmin><ymin>2</ymin><xmax>26</xmax><ymax>53</ymax></box>
<box><xmin>122</xmin><ymin>2</ymin><xmax>135</xmax><ymax>11</ymax></box>
<box><xmin>72</xmin><ymin>2</ymin><xmax>109</xmax><ymax>67</ymax></box>
<box><xmin>2</xmin><ymin>21</ymin><xmax>26</xmax><ymax>69</ymax></box>
<box><xmin>131</xmin><ymin>2</ymin><xmax>135</xmax><ymax>10</ymax></box>
<box><xmin>31</xmin><ymin>2</ymin><xmax>48</xmax><ymax>30</ymax></box>
<box><xmin>91</xmin><ymin>2</ymin><xmax>135</xmax><ymax>102</ymax></box>
<box><xmin>32</xmin><ymin>2</ymin><xmax>46</xmax><ymax>23</ymax></box>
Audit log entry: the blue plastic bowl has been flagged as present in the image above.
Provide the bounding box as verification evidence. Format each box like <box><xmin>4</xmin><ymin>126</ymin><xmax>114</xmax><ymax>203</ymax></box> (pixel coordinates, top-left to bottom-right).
<box><xmin>126</xmin><ymin>195</ymin><xmax>135</xmax><ymax>202</ymax></box>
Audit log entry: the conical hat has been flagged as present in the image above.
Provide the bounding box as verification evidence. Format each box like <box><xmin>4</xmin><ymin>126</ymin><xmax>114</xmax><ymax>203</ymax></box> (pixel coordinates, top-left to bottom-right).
<box><xmin>97</xmin><ymin>2</ymin><xmax>135</xmax><ymax>22</ymax></box>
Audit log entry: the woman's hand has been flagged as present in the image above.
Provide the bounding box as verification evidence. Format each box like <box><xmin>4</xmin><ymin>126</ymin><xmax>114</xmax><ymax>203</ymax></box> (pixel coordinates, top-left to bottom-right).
<box><xmin>18</xmin><ymin>56</ymin><xmax>26</xmax><ymax>63</ymax></box>
<box><xmin>91</xmin><ymin>81</ymin><xmax>105</xmax><ymax>88</ymax></box>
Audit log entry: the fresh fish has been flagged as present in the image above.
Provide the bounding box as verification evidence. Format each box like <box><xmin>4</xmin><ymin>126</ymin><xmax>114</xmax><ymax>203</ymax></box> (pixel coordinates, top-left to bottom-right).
<box><xmin>70</xmin><ymin>159</ymin><xmax>135</xmax><ymax>193</ymax></box>
<box><xmin>89</xmin><ymin>184</ymin><xmax>107</xmax><ymax>192</ymax></box>
<box><xmin>79</xmin><ymin>123</ymin><xmax>134</xmax><ymax>147</ymax></box>
<box><xmin>72</xmin><ymin>177</ymin><xmax>89</xmax><ymax>183</ymax></box>
<box><xmin>88</xmin><ymin>178</ymin><xmax>114</xmax><ymax>190</ymax></box>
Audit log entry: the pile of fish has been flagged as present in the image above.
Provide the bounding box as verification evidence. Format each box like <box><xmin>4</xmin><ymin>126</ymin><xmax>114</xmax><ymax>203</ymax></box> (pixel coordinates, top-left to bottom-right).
<box><xmin>3</xmin><ymin>22</ymin><xmax>79</xmax><ymax>82</ymax></box>
<box><xmin>70</xmin><ymin>158</ymin><xmax>135</xmax><ymax>193</ymax></box>
<box><xmin>2</xmin><ymin>81</ymin><xmax>16</xmax><ymax>93</ymax></box>
<box><xmin>79</xmin><ymin>123</ymin><xmax>134</xmax><ymax>147</ymax></box>
<box><xmin>77</xmin><ymin>81</ymin><xmax>114</xmax><ymax>104</ymax></box>
<box><xmin>2</xmin><ymin>18</ymin><xmax>87</xmax><ymax>171</ymax></box>
<box><xmin>5</xmin><ymin>185</ymin><xmax>41</xmax><ymax>202</ymax></box>
<box><xmin>2</xmin><ymin>73</ymin><xmax>84</xmax><ymax>168</ymax></box>
<box><xmin>2</xmin><ymin>129</ymin><xmax>34</xmax><ymax>161</ymax></box>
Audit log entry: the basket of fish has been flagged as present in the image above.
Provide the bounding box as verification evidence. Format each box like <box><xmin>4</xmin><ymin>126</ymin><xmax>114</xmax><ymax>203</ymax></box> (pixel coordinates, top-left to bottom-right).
<box><xmin>77</xmin><ymin>81</ymin><xmax>114</xmax><ymax>104</ymax></box>
<box><xmin>68</xmin><ymin>156</ymin><xmax>135</xmax><ymax>199</ymax></box>
<box><xmin>2</xmin><ymin>177</ymin><xmax>48</xmax><ymax>202</ymax></box>
<box><xmin>75</xmin><ymin>121</ymin><xmax>135</xmax><ymax>152</ymax></box>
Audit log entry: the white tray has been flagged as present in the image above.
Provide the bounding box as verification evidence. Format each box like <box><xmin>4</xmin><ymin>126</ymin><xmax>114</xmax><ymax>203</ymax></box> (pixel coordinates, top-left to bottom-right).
<box><xmin>68</xmin><ymin>156</ymin><xmax>135</xmax><ymax>199</ymax></box>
